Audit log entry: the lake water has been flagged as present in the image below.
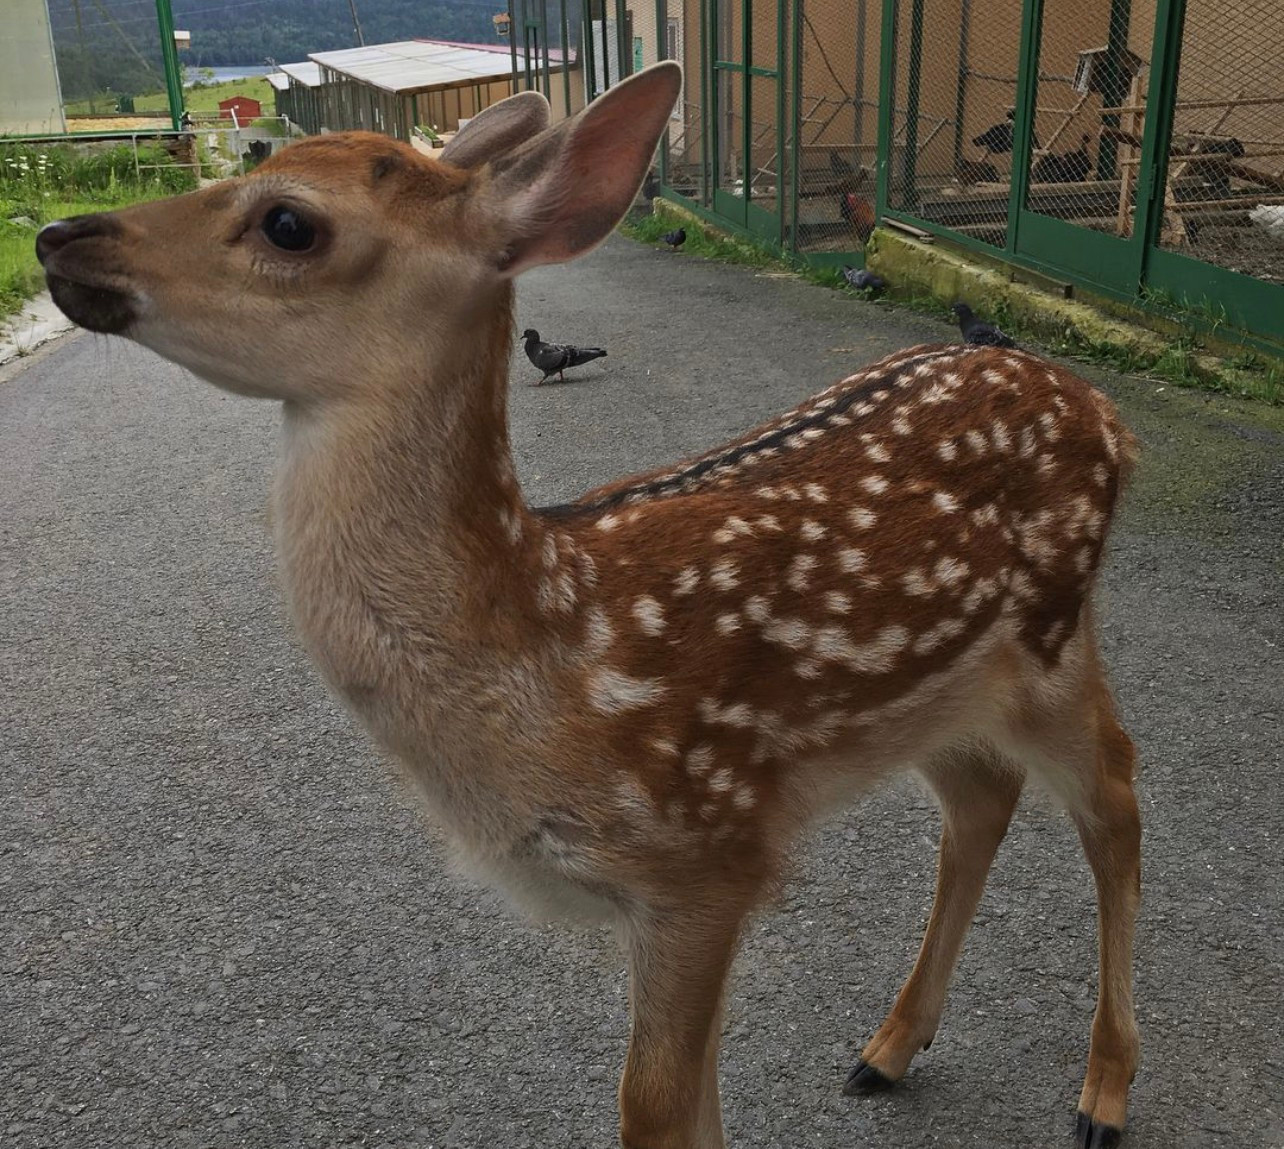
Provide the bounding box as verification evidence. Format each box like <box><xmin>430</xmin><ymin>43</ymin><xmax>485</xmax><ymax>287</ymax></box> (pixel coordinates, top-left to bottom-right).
<box><xmin>184</xmin><ymin>65</ymin><xmax>274</xmax><ymax>86</ymax></box>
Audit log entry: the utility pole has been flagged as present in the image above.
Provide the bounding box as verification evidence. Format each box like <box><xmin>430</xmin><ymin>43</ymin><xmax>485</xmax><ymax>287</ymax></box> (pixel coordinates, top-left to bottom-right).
<box><xmin>347</xmin><ymin>0</ymin><xmax>366</xmax><ymax>46</ymax></box>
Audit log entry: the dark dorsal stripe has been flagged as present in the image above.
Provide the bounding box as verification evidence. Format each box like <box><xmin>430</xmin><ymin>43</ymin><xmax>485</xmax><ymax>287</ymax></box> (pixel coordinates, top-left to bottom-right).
<box><xmin>537</xmin><ymin>347</ymin><xmax>965</xmax><ymax>521</ymax></box>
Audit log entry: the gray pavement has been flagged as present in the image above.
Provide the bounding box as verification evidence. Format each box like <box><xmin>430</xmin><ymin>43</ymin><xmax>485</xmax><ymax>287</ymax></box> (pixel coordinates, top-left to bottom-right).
<box><xmin>3</xmin><ymin>233</ymin><xmax>1283</xmax><ymax>1149</ymax></box>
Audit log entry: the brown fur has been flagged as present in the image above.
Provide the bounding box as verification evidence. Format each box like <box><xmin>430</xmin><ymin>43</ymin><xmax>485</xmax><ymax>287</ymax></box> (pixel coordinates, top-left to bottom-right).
<box><xmin>36</xmin><ymin>64</ymin><xmax>1141</xmax><ymax>1149</ymax></box>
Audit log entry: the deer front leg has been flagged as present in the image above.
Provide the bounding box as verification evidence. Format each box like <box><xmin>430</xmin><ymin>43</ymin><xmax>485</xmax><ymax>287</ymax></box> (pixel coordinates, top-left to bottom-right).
<box><xmin>618</xmin><ymin>906</ymin><xmax>743</xmax><ymax>1149</ymax></box>
<box><xmin>847</xmin><ymin>755</ymin><xmax>1023</xmax><ymax>1093</ymax></box>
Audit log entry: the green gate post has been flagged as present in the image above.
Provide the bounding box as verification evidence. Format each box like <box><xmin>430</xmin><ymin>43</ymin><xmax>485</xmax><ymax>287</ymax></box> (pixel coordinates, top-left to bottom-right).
<box><xmin>699</xmin><ymin>0</ymin><xmax>711</xmax><ymax>204</ymax></box>
<box><xmin>1137</xmin><ymin>0</ymin><xmax>1185</xmax><ymax>252</ymax></box>
<box><xmin>790</xmin><ymin>0</ymin><xmax>803</xmax><ymax>252</ymax></box>
<box><xmin>508</xmin><ymin>0</ymin><xmax>520</xmax><ymax>96</ymax></box>
<box><xmin>559</xmin><ymin>0</ymin><xmax>572</xmax><ymax>123</ymax></box>
<box><xmin>900</xmin><ymin>0</ymin><xmax>924</xmax><ymax>210</ymax></box>
<box><xmin>952</xmin><ymin>0</ymin><xmax>970</xmax><ymax>171</ymax></box>
<box><xmin>154</xmin><ymin>0</ymin><xmax>185</xmax><ymax>130</ymax></box>
<box><xmin>776</xmin><ymin>0</ymin><xmax>786</xmax><ymax>248</ymax></box>
<box><xmin>874</xmin><ymin>0</ymin><xmax>898</xmax><ymax>222</ymax></box>
<box><xmin>1005</xmin><ymin>0</ymin><xmax>1043</xmax><ymax>254</ymax></box>
<box><xmin>582</xmin><ymin>0</ymin><xmax>597</xmax><ymax>101</ymax></box>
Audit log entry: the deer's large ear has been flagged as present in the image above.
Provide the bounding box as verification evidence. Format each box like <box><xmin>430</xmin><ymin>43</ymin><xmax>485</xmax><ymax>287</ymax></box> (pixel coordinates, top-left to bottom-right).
<box><xmin>439</xmin><ymin>90</ymin><xmax>551</xmax><ymax>170</ymax></box>
<box><xmin>478</xmin><ymin>63</ymin><xmax>681</xmax><ymax>277</ymax></box>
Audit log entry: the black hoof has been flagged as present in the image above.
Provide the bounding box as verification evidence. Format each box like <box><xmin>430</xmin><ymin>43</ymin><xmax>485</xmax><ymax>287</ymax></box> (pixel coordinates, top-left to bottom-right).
<box><xmin>1075</xmin><ymin>1111</ymin><xmax>1123</xmax><ymax>1149</ymax></box>
<box><xmin>842</xmin><ymin>1060</ymin><xmax>896</xmax><ymax>1096</ymax></box>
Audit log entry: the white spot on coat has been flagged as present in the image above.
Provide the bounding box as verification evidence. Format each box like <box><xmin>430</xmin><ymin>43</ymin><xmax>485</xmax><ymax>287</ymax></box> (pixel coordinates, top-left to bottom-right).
<box><xmin>632</xmin><ymin>595</ymin><xmax>666</xmax><ymax>635</ymax></box>
<box><xmin>587</xmin><ymin>668</ymin><xmax>666</xmax><ymax>714</ymax></box>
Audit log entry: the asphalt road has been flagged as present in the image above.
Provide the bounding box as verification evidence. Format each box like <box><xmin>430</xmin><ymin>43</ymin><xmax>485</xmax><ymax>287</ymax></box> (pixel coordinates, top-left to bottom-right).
<box><xmin>3</xmin><ymin>233</ymin><xmax>1282</xmax><ymax>1149</ymax></box>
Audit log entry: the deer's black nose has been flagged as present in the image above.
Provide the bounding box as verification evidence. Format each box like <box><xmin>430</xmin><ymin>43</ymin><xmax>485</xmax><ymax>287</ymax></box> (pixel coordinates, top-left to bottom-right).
<box><xmin>36</xmin><ymin>214</ymin><xmax>121</xmax><ymax>266</ymax></box>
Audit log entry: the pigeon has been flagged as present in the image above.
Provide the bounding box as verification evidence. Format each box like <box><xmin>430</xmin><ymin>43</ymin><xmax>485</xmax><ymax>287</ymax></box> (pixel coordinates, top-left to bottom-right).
<box><xmin>522</xmin><ymin>329</ymin><xmax>607</xmax><ymax>384</ymax></box>
<box><xmin>662</xmin><ymin>227</ymin><xmax>686</xmax><ymax>250</ymax></box>
<box><xmin>951</xmin><ymin>303</ymin><xmax>1016</xmax><ymax>348</ymax></box>
<box><xmin>842</xmin><ymin>266</ymin><xmax>885</xmax><ymax>293</ymax></box>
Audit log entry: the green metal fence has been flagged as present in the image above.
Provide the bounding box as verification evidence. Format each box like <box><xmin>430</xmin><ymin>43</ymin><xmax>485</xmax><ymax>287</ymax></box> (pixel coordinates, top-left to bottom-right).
<box><xmin>603</xmin><ymin>0</ymin><xmax>1283</xmax><ymax>350</ymax></box>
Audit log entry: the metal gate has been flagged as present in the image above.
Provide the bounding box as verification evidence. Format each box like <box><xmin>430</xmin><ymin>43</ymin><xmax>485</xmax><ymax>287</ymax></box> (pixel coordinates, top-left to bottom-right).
<box><xmin>878</xmin><ymin>0</ymin><xmax>1284</xmax><ymax>346</ymax></box>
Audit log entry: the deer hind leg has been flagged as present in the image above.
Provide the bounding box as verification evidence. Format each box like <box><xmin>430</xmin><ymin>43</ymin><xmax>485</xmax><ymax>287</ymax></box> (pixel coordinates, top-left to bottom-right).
<box><xmin>846</xmin><ymin>748</ymin><xmax>1024</xmax><ymax>1093</ymax></box>
<box><xmin>1003</xmin><ymin>627</ymin><xmax>1140</xmax><ymax>1148</ymax></box>
<box><xmin>617</xmin><ymin>904</ymin><xmax>745</xmax><ymax>1149</ymax></box>
<box><xmin>1069</xmin><ymin>695</ymin><xmax>1141</xmax><ymax>1149</ymax></box>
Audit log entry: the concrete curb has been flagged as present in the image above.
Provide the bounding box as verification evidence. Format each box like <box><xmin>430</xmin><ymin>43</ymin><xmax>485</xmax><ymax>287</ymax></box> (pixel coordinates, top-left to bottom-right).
<box><xmin>0</xmin><ymin>292</ymin><xmax>77</xmax><ymax>367</ymax></box>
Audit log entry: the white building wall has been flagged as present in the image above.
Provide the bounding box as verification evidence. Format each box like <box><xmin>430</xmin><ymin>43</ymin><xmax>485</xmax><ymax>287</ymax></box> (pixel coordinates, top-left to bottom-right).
<box><xmin>1</xmin><ymin>0</ymin><xmax>67</xmax><ymax>135</ymax></box>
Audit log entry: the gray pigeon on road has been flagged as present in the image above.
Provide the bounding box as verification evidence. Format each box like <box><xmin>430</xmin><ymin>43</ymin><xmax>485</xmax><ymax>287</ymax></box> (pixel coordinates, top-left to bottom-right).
<box><xmin>522</xmin><ymin>329</ymin><xmax>607</xmax><ymax>384</ymax></box>
<box><xmin>951</xmin><ymin>302</ymin><xmax>1016</xmax><ymax>348</ymax></box>
<box><xmin>842</xmin><ymin>266</ymin><xmax>885</xmax><ymax>293</ymax></box>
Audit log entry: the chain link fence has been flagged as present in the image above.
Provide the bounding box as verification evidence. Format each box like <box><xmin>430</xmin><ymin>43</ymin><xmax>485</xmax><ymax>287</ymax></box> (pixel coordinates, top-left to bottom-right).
<box><xmin>885</xmin><ymin>0</ymin><xmax>1024</xmax><ymax>248</ymax></box>
<box><xmin>791</xmin><ymin>0</ymin><xmax>879</xmax><ymax>253</ymax></box>
<box><xmin>1155</xmin><ymin>0</ymin><xmax>1284</xmax><ymax>286</ymax></box>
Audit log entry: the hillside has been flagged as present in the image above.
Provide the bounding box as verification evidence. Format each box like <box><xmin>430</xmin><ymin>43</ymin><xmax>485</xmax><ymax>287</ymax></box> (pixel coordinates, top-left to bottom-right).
<box><xmin>47</xmin><ymin>0</ymin><xmax>507</xmax><ymax>99</ymax></box>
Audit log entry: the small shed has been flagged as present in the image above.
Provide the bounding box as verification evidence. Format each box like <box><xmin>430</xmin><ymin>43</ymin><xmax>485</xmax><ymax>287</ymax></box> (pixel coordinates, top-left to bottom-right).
<box><xmin>310</xmin><ymin>39</ymin><xmax>521</xmax><ymax>141</ymax></box>
<box><xmin>218</xmin><ymin>95</ymin><xmax>263</xmax><ymax>124</ymax></box>
<box><xmin>277</xmin><ymin>62</ymin><xmax>324</xmax><ymax>135</ymax></box>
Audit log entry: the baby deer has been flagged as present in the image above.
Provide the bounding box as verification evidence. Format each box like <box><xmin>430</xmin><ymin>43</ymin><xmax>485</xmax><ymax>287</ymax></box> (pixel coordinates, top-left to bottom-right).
<box><xmin>37</xmin><ymin>63</ymin><xmax>1140</xmax><ymax>1149</ymax></box>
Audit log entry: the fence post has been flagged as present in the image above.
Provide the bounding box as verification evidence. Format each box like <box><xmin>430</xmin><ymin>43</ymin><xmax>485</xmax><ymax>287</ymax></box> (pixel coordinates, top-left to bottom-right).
<box><xmin>874</xmin><ymin>0</ymin><xmax>897</xmax><ymax>223</ymax></box>
<box><xmin>1135</xmin><ymin>0</ymin><xmax>1186</xmax><ymax>258</ymax></box>
<box><xmin>153</xmin><ymin>0</ymin><xmax>186</xmax><ymax>132</ymax></box>
<box><xmin>899</xmin><ymin>0</ymin><xmax>924</xmax><ymax>210</ymax></box>
<box><xmin>789</xmin><ymin>0</ymin><xmax>803</xmax><ymax>252</ymax></box>
<box><xmin>1004</xmin><ymin>0</ymin><xmax>1043</xmax><ymax>255</ymax></box>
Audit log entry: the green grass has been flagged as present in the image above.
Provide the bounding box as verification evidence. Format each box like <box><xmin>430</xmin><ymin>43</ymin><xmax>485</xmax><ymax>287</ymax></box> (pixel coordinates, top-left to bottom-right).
<box><xmin>64</xmin><ymin>77</ymin><xmax>275</xmax><ymax>121</ymax></box>
<box><xmin>1</xmin><ymin>141</ymin><xmax>197</xmax><ymax>319</ymax></box>
<box><xmin>623</xmin><ymin>211</ymin><xmax>779</xmax><ymax>269</ymax></box>
<box><xmin>1</xmin><ymin>193</ymin><xmax>178</xmax><ymax>321</ymax></box>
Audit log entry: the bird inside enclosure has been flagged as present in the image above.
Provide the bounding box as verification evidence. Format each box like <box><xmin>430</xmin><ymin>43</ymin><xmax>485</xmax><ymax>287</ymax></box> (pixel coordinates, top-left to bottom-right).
<box><xmin>839</xmin><ymin>192</ymin><xmax>876</xmax><ymax>243</ymax></box>
<box><xmin>641</xmin><ymin>171</ymin><xmax>660</xmax><ymax>201</ymax></box>
<box><xmin>1249</xmin><ymin>203</ymin><xmax>1284</xmax><ymax>236</ymax></box>
<box><xmin>522</xmin><ymin>329</ymin><xmax>607</xmax><ymax>385</ymax></box>
<box><xmin>951</xmin><ymin>302</ymin><xmax>1016</xmax><ymax>348</ymax></box>
<box><xmin>1031</xmin><ymin>134</ymin><xmax>1093</xmax><ymax>184</ymax></box>
<box><xmin>841</xmin><ymin>266</ymin><xmax>886</xmax><ymax>294</ymax></box>
<box><xmin>972</xmin><ymin>110</ymin><xmax>1038</xmax><ymax>157</ymax></box>
<box><xmin>662</xmin><ymin>226</ymin><xmax>686</xmax><ymax>250</ymax></box>
<box><xmin>954</xmin><ymin>157</ymin><xmax>1001</xmax><ymax>185</ymax></box>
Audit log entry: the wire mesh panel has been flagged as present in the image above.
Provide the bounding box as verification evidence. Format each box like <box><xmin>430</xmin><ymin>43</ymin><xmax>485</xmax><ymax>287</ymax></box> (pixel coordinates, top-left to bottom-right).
<box><xmin>1022</xmin><ymin>1</ymin><xmax>1155</xmax><ymax>240</ymax></box>
<box><xmin>659</xmin><ymin>0</ymin><xmax>706</xmax><ymax>205</ymax></box>
<box><xmin>792</xmin><ymin>0</ymin><xmax>880</xmax><ymax>253</ymax></box>
<box><xmin>886</xmin><ymin>0</ymin><xmax>1025</xmax><ymax>247</ymax></box>
<box><xmin>1155</xmin><ymin>0</ymin><xmax>1284</xmax><ymax>285</ymax></box>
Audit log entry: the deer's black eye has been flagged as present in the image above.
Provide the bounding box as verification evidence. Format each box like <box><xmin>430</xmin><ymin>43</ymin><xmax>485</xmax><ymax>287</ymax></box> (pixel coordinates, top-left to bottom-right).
<box><xmin>261</xmin><ymin>205</ymin><xmax>316</xmax><ymax>252</ymax></box>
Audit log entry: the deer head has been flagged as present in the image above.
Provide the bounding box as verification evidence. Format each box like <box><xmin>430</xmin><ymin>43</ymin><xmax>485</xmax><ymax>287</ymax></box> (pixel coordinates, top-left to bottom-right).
<box><xmin>36</xmin><ymin>65</ymin><xmax>682</xmax><ymax>405</ymax></box>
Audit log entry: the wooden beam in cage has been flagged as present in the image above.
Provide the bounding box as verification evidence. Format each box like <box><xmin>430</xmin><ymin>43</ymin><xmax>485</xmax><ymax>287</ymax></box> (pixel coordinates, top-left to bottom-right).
<box><xmin>1101</xmin><ymin>95</ymin><xmax>1284</xmax><ymax>115</ymax></box>
<box><xmin>1162</xmin><ymin>95</ymin><xmax>1240</xmax><ymax>245</ymax></box>
<box><xmin>1115</xmin><ymin>75</ymin><xmax>1143</xmax><ymax>237</ymax></box>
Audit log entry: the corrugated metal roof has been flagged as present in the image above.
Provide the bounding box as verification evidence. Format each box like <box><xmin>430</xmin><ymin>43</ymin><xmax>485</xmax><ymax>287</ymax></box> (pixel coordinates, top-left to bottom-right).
<box><xmin>309</xmin><ymin>40</ymin><xmax>514</xmax><ymax>96</ymax></box>
<box><xmin>265</xmin><ymin>72</ymin><xmax>290</xmax><ymax>92</ymax></box>
<box><xmin>279</xmin><ymin>61</ymin><xmax>324</xmax><ymax>88</ymax></box>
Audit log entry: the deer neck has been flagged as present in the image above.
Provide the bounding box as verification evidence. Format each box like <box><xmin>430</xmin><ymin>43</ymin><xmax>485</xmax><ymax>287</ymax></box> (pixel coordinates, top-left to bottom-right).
<box><xmin>271</xmin><ymin>283</ymin><xmax>549</xmax><ymax>741</ymax></box>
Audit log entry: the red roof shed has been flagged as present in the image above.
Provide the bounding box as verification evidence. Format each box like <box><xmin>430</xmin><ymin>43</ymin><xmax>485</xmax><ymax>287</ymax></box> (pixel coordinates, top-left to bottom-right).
<box><xmin>217</xmin><ymin>96</ymin><xmax>262</xmax><ymax>123</ymax></box>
